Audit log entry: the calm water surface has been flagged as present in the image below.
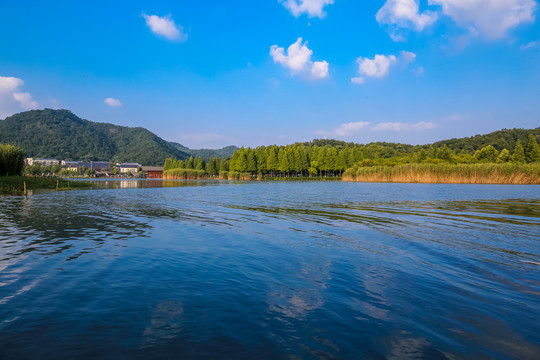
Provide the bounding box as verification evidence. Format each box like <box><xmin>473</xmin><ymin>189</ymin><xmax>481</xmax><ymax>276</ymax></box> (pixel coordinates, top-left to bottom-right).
<box><xmin>1</xmin><ymin>181</ymin><xmax>539</xmax><ymax>359</ymax></box>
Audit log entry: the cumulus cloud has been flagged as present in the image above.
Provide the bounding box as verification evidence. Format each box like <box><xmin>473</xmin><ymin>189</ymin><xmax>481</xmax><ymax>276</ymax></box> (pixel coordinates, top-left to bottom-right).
<box><xmin>378</xmin><ymin>0</ymin><xmax>537</xmax><ymax>41</ymax></box>
<box><xmin>104</xmin><ymin>98</ymin><xmax>122</xmax><ymax>107</ymax></box>
<box><xmin>358</xmin><ymin>55</ymin><xmax>398</xmax><ymax>78</ymax></box>
<box><xmin>352</xmin><ymin>51</ymin><xmax>417</xmax><ymax>84</ymax></box>
<box><xmin>372</xmin><ymin>121</ymin><xmax>436</xmax><ymax>131</ymax></box>
<box><xmin>280</xmin><ymin>0</ymin><xmax>335</xmax><ymax>18</ymax></box>
<box><xmin>430</xmin><ymin>0</ymin><xmax>537</xmax><ymax>39</ymax></box>
<box><xmin>143</xmin><ymin>13</ymin><xmax>187</xmax><ymax>41</ymax></box>
<box><xmin>270</xmin><ymin>38</ymin><xmax>329</xmax><ymax>80</ymax></box>
<box><xmin>0</xmin><ymin>76</ymin><xmax>24</xmax><ymax>92</ymax></box>
<box><xmin>13</xmin><ymin>93</ymin><xmax>38</xmax><ymax>110</ymax></box>
<box><xmin>377</xmin><ymin>0</ymin><xmax>437</xmax><ymax>40</ymax></box>
<box><xmin>0</xmin><ymin>76</ymin><xmax>38</xmax><ymax>118</ymax></box>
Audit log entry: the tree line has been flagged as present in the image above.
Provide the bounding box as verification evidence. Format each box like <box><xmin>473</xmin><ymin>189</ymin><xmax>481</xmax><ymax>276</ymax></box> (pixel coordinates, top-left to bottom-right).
<box><xmin>163</xmin><ymin>134</ymin><xmax>540</xmax><ymax>177</ymax></box>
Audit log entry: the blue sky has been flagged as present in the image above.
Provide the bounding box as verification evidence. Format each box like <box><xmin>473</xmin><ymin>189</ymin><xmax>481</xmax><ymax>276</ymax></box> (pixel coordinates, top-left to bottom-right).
<box><xmin>1</xmin><ymin>0</ymin><xmax>539</xmax><ymax>148</ymax></box>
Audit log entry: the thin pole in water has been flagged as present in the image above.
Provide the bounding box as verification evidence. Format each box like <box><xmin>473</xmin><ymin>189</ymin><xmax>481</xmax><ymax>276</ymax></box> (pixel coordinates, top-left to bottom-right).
<box><xmin>56</xmin><ymin>179</ymin><xmax>59</xmax><ymax>192</ymax></box>
<box><xmin>24</xmin><ymin>181</ymin><xmax>27</xmax><ymax>196</ymax></box>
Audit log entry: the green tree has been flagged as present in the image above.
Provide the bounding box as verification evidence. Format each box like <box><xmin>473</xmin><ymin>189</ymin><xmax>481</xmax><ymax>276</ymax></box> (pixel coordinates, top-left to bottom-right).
<box><xmin>267</xmin><ymin>147</ymin><xmax>279</xmax><ymax>176</ymax></box>
<box><xmin>525</xmin><ymin>134</ymin><xmax>540</xmax><ymax>163</ymax></box>
<box><xmin>255</xmin><ymin>146</ymin><xmax>268</xmax><ymax>174</ymax></box>
<box><xmin>246</xmin><ymin>149</ymin><xmax>257</xmax><ymax>174</ymax></box>
<box><xmin>219</xmin><ymin>158</ymin><xmax>229</xmax><ymax>172</ymax></box>
<box><xmin>438</xmin><ymin>145</ymin><xmax>453</xmax><ymax>162</ymax></box>
<box><xmin>497</xmin><ymin>149</ymin><xmax>510</xmax><ymax>163</ymax></box>
<box><xmin>193</xmin><ymin>156</ymin><xmax>204</xmax><ymax>170</ymax></box>
<box><xmin>0</xmin><ymin>144</ymin><xmax>25</xmax><ymax>176</ymax></box>
<box><xmin>511</xmin><ymin>140</ymin><xmax>526</xmax><ymax>163</ymax></box>
<box><xmin>475</xmin><ymin>145</ymin><xmax>499</xmax><ymax>163</ymax></box>
<box><xmin>206</xmin><ymin>157</ymin><xmax>219</xmax><ymax>176</ymax></box>
<box><xmin>278</xmin><ymin>148</ymin><xmax>290</xmax><ymax>176</ymax></box>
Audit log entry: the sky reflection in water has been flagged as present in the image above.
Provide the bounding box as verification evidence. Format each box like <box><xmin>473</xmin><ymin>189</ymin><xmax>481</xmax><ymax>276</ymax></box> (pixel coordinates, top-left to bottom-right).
<box><xmin>0</xmin><ymin>181</ymin><xmax>539</xmax><ymax>359</ymax></box>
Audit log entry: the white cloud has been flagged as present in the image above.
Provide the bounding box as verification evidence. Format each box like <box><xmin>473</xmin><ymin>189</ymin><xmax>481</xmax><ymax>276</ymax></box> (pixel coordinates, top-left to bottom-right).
<box><xmin>430</xmin><ymin>0</ymin><xmax>537</xmax><ymax>39</ymax></box>
<box><xmin>13</xmin><ymin>93</ymin><xmax>38</xmax><ymax>110</ymax></box>
<box><xmin>378</xmin><ymin>0</ymin><xmax>536</xmax><ymax>41</ymax></box>
<box><xmin>0</xmin><ymin>76</ymin><xmax>38</xmax><ymax>118</ymax></box>
<box><xmin>357</xmin><ymin>54</ymin><xmax>398</xmax><ymax>78</ymax></box>
<box><xmin>372</xmin><ymin>121</ymin><xmax>436</xmax><ymax>131</ymax></box>
<box><xmin>317</xmin><ymin>121</ymin><xmax>371</xmax><ymax>137</ymax></box>
<box><xmin>270</xmin><ymin>38</ymin><xmax>329</xmax><ymax>80</ymax></box>
<box><xmin>0</xmin><ymin>76</ymin><xmax>24</xmax><ymax>92</ymax></box>
<box><xmin>377</xmin><ymin>0</ymin><xmax>437</xmax><ymax>40</ymax></box>
<box><xmin>520</xmin><ymin>40</ymin><xmax>540</xmax><ymax>50</ymax></box>
<box><xmin>400</xmin><ymin>50</ymin><xmax>416</xmax><ymax>65</ymax></box>
<box><xmin>104</xmin><ymin>98</ymin><xmax>122</xmax><ymax>107</ymax></box>
<box><xmin>334</xmin><ymin>122</ymin><xmax>371</xmax><ymax>136</ymax></box>
<box><xmin>280</xmin><ymin>0</ymin><xmax>335</xmax><ymax>18</ymax></box>
<box><xmin>143</xmin><ymin>13</ymin><xmax>187</xmax><ymax>41</ymax></box>
<box><xmin>310</xmin><ymin>61</ymin><xmax>329</xmax><ymax>79</ymax></box>
<box><xmin>352</xmin><ymin>52</ymin><xmax>416</xmax><ymax>83</ymax></box>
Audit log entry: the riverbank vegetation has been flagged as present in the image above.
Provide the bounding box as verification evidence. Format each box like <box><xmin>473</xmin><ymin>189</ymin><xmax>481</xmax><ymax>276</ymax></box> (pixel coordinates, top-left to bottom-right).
<box><xmin>0</xmin><ymin>176</ymin><xmax>94</xmax><ymax>195</ymax></box>
<box><xmin>1</xmin><ymin>144</ymin><xmax>94</xmax><ymax>194</ymax></box>
<box><xmin>0</xmin><ymin>144</ymin><xmax>25</xmax><ymax>176</ymax></box>
<box><xmin>162</xmin><ymin>132</ymin><xmax>540</xmax><ymax>183</ymax></box>
<box><xmin>342</xmin><ymin>163</ymin><xmax>540</xmax><ymax>184</ymax></box>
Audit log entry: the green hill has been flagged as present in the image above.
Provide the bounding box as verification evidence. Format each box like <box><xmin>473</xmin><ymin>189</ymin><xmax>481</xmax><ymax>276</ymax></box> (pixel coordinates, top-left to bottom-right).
<box><xmin>432</xmin><ymin>127</ymin><xmax>540</xmax><ymax>153</ymax></box>
<box><xmin>0</xmin><ymin>109</ymin><xmax>190</xmax><ymax>165</ymax></box>
<box><xmin>170</xmin><ymin>142</ymin><xmax>238</xmax><ymax>160</ymax></box>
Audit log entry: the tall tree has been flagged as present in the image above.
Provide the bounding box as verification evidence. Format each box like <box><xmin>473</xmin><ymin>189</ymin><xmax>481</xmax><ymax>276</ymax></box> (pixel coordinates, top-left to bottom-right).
<box><xmin>511</xmin><ymin>140</ymin><xmax>526</xmax><ymax>163</ymax></box>
<box><xmin>525</xmin><ymin>134</ymin><xmax>540</xmax><ymax>163</ymax></box>
<box><xmin>278</xmin><ymin>147</ymin><xmax>290</xmax><ymax>176</ymax></box>
<box><xmin>246</xmin><ymin>149</ymin><xmax>257</xmax><ymax>174</ymax></box>
<box><xmin>267</xmin><ymin>146</ymin><xmax>279</xmax><ymax>176</ymax></box>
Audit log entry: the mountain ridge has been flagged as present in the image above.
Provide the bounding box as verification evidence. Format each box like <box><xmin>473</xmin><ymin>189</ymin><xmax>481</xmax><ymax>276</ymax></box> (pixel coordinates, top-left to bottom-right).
<box><xmin>1</xmin><ymin>109</ymin><xmax>539</xmax><ymax>165</ymax></box>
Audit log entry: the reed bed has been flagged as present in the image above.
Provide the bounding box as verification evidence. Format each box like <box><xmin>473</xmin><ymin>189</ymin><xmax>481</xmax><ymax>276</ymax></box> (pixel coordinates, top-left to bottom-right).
<box><xmin>163</xmin><ymin>169</ymin><xmax>206</xmax><ymax>180</ymax></box>
<box><xmin>342</xmin><ymin>163</ymin><xmax>540</xmax><ymax>184</ymax></box>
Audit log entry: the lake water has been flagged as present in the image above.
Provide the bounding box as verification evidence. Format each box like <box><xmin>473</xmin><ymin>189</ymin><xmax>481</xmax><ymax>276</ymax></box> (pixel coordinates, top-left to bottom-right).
<box><xmin>1</xmin><ymin>180</ymin><xmax>539</xmax><ymax>359</ymax></box>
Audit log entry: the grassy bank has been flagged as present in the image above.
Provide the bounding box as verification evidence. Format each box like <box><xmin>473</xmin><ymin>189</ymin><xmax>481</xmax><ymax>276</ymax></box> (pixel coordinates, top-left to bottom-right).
<box><xmin>0</xmin><ymin>176</ymin><xmax>94</xmax><ymax>195</ymax></box>
<box><xmin>342</xmin><ymin>163</ymin><xmax>540</xmax><ymax>184</ymax></box>
<box><xmin>163</xmin><ymin>168</ymin><xmax>206</xmax><ymax>180</ymax></box>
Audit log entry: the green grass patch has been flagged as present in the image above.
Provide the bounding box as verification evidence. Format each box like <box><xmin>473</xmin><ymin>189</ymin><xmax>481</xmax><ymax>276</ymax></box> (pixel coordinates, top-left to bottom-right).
<box><xmin>0</xmin><ymin>176</ymin><xmax>95</xmax><ymax>195</ymax></box>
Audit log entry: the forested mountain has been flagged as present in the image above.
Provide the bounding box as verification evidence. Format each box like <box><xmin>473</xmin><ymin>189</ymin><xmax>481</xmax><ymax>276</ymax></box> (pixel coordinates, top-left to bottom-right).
<box><xmin>170</xmin><ymin>142</ymin><xmax>238</xmax><ymax>160</ymax></box>
<box><xmin>0</xmin><ymin>109</ymin><xmax>190</xmax><ymax>165</ymax></box>
<box><xmin>432</xmin><ymin>127</ymin><xmax>540</xmax><ymax>153</ymax></box>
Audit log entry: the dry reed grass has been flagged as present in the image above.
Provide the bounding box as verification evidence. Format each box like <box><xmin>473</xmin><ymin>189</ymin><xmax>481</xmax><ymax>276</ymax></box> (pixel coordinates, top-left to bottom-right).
<box><xmin>342</xmin><ymin>163</ymin><xmax>540</xmax><ymax>184</ymax></box>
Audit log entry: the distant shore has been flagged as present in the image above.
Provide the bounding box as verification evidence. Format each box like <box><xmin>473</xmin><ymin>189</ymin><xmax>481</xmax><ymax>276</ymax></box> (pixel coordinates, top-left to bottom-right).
<box><xmin>342</xmin><ymin>163</ymin><xmax>540</xmax><ymax>185</ymax></box>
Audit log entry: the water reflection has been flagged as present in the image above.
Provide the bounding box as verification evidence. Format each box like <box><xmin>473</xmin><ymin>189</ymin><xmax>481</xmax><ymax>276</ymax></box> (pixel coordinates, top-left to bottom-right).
<box><xmin>0</xmin><ymin>182</ymin><xmax>539</xmax><ymax>359</ymax></box>
<box><xmin>141</xmin><ymin>300</ymin><xmax>184</xmax><ymax>349</ymax></box>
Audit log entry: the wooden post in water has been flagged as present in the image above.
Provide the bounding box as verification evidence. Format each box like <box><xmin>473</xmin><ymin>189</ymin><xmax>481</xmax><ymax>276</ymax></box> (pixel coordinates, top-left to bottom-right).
<box><xmin>23</xmin><ymin>181</ymin><xmax>27</xmax><ymax>196</ymax></box>
<box><xmin>56</xmin><ymin>179</ymin><xmax>59</xmax><ymax>192</ymax></box>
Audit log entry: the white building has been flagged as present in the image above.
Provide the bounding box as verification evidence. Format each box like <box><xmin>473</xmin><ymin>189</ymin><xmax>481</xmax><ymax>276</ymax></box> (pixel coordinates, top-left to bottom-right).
<box><xmin>25</xmin><ymin>158</ymin><xmax>60</xmax><ymax>166</ymax></box>
<box><xmin>117</xmin><ymin>163</ymin><xmax>140</xmax><ymax>174</ymax></box>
